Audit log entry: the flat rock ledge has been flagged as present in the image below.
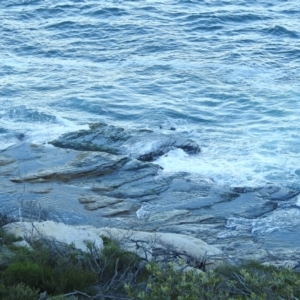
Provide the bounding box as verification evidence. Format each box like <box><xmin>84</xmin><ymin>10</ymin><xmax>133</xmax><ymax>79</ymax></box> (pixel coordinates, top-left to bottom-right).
<box><xmin>3</xmin><ymin>221</ymin><xmax>223</xmax><ymax>269</ymax></box>
<box><xmin>3</xmin><ymin>221</ymin><xmax>103</xmax><ymax>252</ymax></box>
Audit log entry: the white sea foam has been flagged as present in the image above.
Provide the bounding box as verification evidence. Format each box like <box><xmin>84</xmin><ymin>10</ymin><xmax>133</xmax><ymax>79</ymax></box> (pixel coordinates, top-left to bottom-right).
<box><xmin>136</xmin><ymin>203</ymin><xmax>156</xmax><ymax>219</ymax></box>
<box><xmin>155</xmin><ymin>137</ymin><xmax>299</xmax><ymax>188</ymax></box>
<box><xmin>27</xmin><ymin>119</ymin><xmax>89</xmax><ymax>145</ymax></box>
<box><xmin>136</xmin><ymin>206</ymin><xmax>149</xmax><ymax>219</ymax></box>
<box><xmin>218</xmin><ymin>208</ymin><xmax>300</xmax><ymax>238</ymax></box>
<box><xmin>0</xmin><ymin>118</ymin><xmax>89</xmax><ymax>151</ymax></box>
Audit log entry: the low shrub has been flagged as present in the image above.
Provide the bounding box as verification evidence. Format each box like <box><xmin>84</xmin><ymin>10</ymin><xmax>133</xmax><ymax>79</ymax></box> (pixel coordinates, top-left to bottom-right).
<box><xmin>0</xmin><ymin>233</ymin><xmax>143</xmax><ymax>299</ymax></box>
<box><xmin>100</xmin><ymin>236</ymin><xmax>142</xmax><ymax>280</ymax></box>
<box><xmin>0</xmin><ymin>283</ymin><xmax>39</xmax><ymax>300</ymax></box>
<box><xmin>126</xmin><ymin>261</ymin><xmax>300</xmax><ymax>300</ymax></box>
<box><xmin>0</xmin><ymin>211</ymin><xmax>16</xmax><ymax>227</ymax></box>
<box><xmin>4</xmin><ymin>261</ymin><xmax>44</xmax><ymax>288</ymax></box>
<box><xmin>217</xmin><ymin>261</ymin><xmax>300</xmax><ymax>299</ymax></box>
<box><xmin>0</xmin><ymin>228</ymin><xmax>22</xmax><ymax>245</ymax></box>
<box><xmin>83</xmin><ymin>236</ymin><xmax>146</xmax><ymax>298</ymax></box>
<box><xmin>1</xmin><ymin>240</ymin><xmax>98</xmax><ymax>296</ymax></box>
<box><xmin>126</xmin><ymin>262</ymin><xmax>223</xmax><ymax>300</ymax></box>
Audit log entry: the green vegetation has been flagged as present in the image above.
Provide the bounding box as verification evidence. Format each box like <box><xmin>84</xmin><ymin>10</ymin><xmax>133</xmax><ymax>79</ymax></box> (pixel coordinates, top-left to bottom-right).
<box><xmin>0</xmin><ymin>214</ymin><xmax>300</xmax><ymax>299</ymax></box>
<box><xmin>126</xmin><ymin>261</ymin><xmax>300</xmax><ymax>300</ymax></box>
<box><xmin>0</xmin><ymin>233</ymin><xmax>98</xmax><ymax>298</ymax></box>
<box><xmin>0</xmin><ymin>282</ymin><xmax>39</xmax><ymax>300</ymax></box>
<box><xmin>0</xmin><ymin>226</ymin><xmax>144</xmax><ymax>299</ymax></box>
<box><xmin>100</xmin><ymin>235</ymin><xmax>143</xmax><ymax>281</ymax></box>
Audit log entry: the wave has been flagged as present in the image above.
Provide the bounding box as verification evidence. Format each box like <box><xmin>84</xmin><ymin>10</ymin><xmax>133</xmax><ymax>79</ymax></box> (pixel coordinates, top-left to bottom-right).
<box><xmin>262</xmin><ymin>25</ymin><xmax>299</xmax><ymax>38</ymax></box>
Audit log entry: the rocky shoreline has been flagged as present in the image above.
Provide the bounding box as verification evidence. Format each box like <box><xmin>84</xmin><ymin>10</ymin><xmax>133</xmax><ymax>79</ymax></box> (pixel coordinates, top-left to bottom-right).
<box><xmin>3</xmin><ymin>220</ymin><xmax>223</xmax><ymax>271</ymax></box>
<box><xmin>1</xmin><ymin>123</ymin><xmax>300</xmax><ymax>269</ymax></box>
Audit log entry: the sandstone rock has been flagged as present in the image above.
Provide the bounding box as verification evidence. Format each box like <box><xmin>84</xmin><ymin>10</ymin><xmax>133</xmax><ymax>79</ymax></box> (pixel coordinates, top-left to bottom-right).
<box><xmin>78</xmin><ymin>196</ymin><xmax>123</xmax><ymax>210</ymax></box>
<box><xmin>99</xmin><ymin>202</ymin><xmax>140</xmax><ymax>217</ymax></box>
<box><xmin>10</xmin><ymin>151</ymin><xmax>129</xmax><ymax>183</ymax></box>
<box><xmin>3</xmin><ymin>221</ymin><xmax>222</xmax><ymax>269</ymax></box>
<box><xmin>145</xmin><ymin>209</ymin><xmax>190</xmax><ymax>222</ymax></box>
<box><xmin>12</xmin><ymin>240</ymin><xmax>31</xmax><ymax>249</ymax></box>
<box><xmin>31</xmin><ymin>188</ymin><xmax>53</xmax><ymax>194</ymax></box>
<box><xmin>0</xmin><ymin>155</ymin><xmax>15</xmax><ymax>166</ymax></box>
<box><xmin>262</xmin><ymin>260</ymin><xmax>299</xmax><ymax>269</ymax></box>
<box><xmin>157</xmin><ymin>223</ymin><xmax>225</xmax><ymax>239</ymax></box>
<box><xmin>91</xmin><ymin>227</ymin><xmax>223</xmax><ymax>269</ymax></box>
<box><xmin>3</xmin><ymin>221</ymin><xmax>103</xmax><ymax>252</ymax></box>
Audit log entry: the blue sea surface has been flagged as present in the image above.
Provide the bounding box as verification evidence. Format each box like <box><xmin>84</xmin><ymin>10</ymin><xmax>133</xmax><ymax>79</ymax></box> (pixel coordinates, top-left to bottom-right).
<box><xmin>1</xmin><ymin>0</ymin><xmax>300</xmax><ymax>187</ymax></box>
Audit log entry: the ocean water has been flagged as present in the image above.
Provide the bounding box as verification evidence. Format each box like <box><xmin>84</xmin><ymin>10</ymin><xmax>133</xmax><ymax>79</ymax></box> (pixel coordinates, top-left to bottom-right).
<box><xmin>1</xmin><ymin>0</ymin><xmax>300</xmax><ymax>189</ymax></box>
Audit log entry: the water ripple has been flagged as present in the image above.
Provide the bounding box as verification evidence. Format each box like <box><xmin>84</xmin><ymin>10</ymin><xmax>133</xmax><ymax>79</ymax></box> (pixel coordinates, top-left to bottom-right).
<box><xmin>0</xmin><ymin>0</ymin><xmax>300</xmax><ymax>186</ymax></box>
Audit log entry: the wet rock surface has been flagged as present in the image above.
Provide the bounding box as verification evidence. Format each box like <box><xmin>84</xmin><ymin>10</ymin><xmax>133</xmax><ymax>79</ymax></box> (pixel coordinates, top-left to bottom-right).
<box><xmin>50</xmin><ymin>122</ymin><xmax>200</xmax><ymax>162</ymax></box>
<box><xmin>1</xmin><ymin>123</ymin><xmax>300</xmax><ymax>266</ymax></box>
